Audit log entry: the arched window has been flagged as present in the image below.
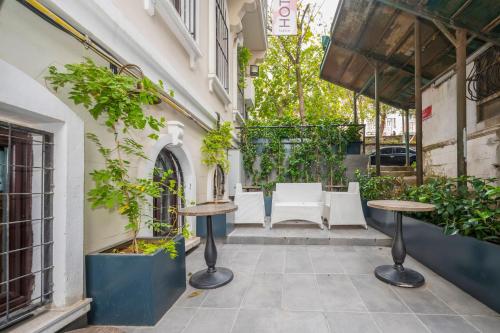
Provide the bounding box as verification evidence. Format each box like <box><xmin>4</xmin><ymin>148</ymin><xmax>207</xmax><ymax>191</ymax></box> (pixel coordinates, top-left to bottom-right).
<box><xmin>213</xmin><ymin>164</ymin><xmax>225</xmax><ymax>201</ymax></box>
<box><xmin>153</xmin><ymin>148</ymin><xmax>184</xmax><ymax>236</ymax></box>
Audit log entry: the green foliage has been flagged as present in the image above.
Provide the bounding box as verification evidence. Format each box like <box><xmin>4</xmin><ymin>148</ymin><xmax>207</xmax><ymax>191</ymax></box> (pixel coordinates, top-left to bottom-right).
<box><xmin>47</xmin><ymin>58</ymin><xmax>189</xmax><ymax>255</ymax></box>
<box><xmin>355</xmin><ymin>170</ymin><xmax>407</xmax><ymax>200</ymax></box>
<box><xmin>401</xmin><ymin>176</ymin><xmax>499</xmax><ymax>243</ymax></box>
<box><xmin>240</xmin><ymin>117</ymin><xmax>362</xmax><ymax>194</ymax></box>
<box><xmin>357</xmin><ymin>171</ymin><xmax>499</xmax><ymax>244</ymax></box>
<box><xmin>238</xmin><ymin>46</ymin><xmax>252</xmax><ymax>89</ymax></box>
<box><xmin>201</xmin><ymin>121</ymin><xmax>233</xmax><ymax>173</ymax></box>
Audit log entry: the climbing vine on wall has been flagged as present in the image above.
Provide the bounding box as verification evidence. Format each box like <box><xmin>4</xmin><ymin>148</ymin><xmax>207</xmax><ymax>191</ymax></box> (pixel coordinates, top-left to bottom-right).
<box><xmin>240</xmin><ymin>118</ymin><xmax>363</xmax><ymax>193</ymax></box>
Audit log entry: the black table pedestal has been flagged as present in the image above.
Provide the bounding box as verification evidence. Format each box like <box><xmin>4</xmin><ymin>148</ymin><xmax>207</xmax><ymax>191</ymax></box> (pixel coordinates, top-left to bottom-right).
<box><xmin>374</xmin><ymin>211</ymin><xmax>425</xmax><ymax>288</ymax></box>
<box><xmin>189</xmin><ymin>215</ymin><xmax>233</xmax><ymax>289</ymax></box>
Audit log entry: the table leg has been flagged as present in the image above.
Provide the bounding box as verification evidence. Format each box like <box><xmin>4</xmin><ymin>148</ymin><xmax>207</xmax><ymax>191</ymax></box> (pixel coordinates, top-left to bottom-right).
<box><xmin>374</xmin><ymin>211</ymin><xmax>425</xmax><ymax>288</ymax></box>
<box><xmin>189</xmin><ymin>215</ymin><xmax>234</xmax><ymax>289</ymax></box>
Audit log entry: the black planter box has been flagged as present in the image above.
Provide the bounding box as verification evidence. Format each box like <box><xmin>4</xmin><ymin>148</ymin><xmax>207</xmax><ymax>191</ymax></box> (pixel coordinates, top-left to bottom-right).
<box><xmin>367</xmin><ymin>206</ymin><xmax>500</xmax><ymax>313</ymax></box>
<box><xmin>196</xmin><ymin>212</ymin><xmax>235</xmax><ymax>238</ymax></box>
<box><xmin>86</xmin><ymin>236</ymin><xmax>186</xmax><ymax>326</ymax></box>
<box><xmin>346</xmin><ymin>141</ymin><xmax>362</xmax><ymax>155</ymax></box>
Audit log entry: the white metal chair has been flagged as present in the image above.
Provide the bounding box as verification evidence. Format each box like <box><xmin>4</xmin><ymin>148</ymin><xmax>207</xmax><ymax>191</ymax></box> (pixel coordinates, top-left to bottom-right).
<box><xmin>234</xmin><ymin>183</ymin><xmax>266</xmax><ymax>226</ymax></box>
<box><xmin>271</xmin><ymin>183</ymin><xmax>324</xmax><ymax>229</ymax></box>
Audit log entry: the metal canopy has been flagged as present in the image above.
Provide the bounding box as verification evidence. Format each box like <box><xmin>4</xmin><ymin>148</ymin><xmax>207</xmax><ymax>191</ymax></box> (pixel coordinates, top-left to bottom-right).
<box><xmin>320</xmin><ymin>0</ymin><xmax>500</xmax><ymax>110</ymax></box>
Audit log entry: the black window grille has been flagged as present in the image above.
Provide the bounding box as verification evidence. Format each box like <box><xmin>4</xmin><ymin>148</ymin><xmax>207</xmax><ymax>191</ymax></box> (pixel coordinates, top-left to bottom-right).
<box><xmin>170</xmin><ymin>0</ymin><xmax>196</xmax><ymax>39</ymax></box>
<box><xmin>153</xmin><ymin>149</ymin><xmax>184</xmax><ymax>237</ymax></box>
<box><xmin>467</xmin><ymin>46</ymin><xmax>500</xmax><ymax>121</ymax></box>
<box><xmin>215</xmin><ymin>0</ymin><xmax>229</xmax><ymax>92</ymax></box>
<box><xmin>0</xmin><ymin>121</ymin><xmax>54</xmax><ymax>330</ymax></box>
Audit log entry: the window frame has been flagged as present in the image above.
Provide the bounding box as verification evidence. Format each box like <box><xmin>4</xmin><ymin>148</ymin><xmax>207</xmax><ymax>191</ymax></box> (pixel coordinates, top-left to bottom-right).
<box><xmin>0</xmin><ymin>121</ymin><xmax>54</xmax><ymax>330</ymax></box>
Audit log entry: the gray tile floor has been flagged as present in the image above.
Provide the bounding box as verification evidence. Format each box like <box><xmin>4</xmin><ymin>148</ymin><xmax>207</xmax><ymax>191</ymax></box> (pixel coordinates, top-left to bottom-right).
<box><xmin>121</xmin><ymin>244</ymin><xmax>499</xmax><ymax>333</ymax></box>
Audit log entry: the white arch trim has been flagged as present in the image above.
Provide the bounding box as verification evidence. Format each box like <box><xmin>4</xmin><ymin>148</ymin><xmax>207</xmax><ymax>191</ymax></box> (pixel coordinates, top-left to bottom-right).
<box><xmin>137</xmin><ymin>122</ymin><xmax>197</xmax><ymax>237</ymax></box>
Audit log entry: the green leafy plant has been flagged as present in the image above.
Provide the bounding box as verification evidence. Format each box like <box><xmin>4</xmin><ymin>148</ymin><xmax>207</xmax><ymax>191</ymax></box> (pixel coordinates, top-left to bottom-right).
<box><xmin>201</xmin><ymin>121</ymin><xmax>233</xmax><ymax>200</ymax></box>
<box><xmin>355</xmin><ymin>170</ymin><xmax>406</xmax><ymax>200</ymax></box>
<box><xmin>402</xmin><ymin>176</ymin><xmax>499</xmax><ymax>243</ymax></box>
<box><xmin>238</xmin><ymin>46</ymin><xmax>252</xmax><ymax>89</ymax></box>
<box><xmin>239</xmin><ymin>117</ymin><xmax>360</xmax><ymax>192</ymax></box>
<box><xmin>47</xmin><ymin>58</ymin><xmax>189</xmax><ymax>256</ymax></box>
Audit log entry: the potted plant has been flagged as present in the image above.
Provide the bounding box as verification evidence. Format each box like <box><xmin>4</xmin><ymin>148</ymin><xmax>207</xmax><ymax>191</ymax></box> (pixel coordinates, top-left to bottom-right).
<box><xmin>47</xmin><ymin>59</ymin><xmax>189</xmax><ymax>326</ymax></box>
<box><xmin>196</xmin><ymin>121</ymin><xmax>233</xmax><ymax>237</ymax></box>
<box><xmin>359</xmin><ymin>174</ymin><xmax>500</xmax><ymax>313</ymax></box>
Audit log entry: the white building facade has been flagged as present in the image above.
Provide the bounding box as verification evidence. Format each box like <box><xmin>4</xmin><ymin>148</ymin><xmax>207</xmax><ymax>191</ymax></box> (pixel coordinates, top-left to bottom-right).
<box><xmin>0</xmin><ymin>0</ymin><xmax>267</xmax><ymax>331</ymax></box>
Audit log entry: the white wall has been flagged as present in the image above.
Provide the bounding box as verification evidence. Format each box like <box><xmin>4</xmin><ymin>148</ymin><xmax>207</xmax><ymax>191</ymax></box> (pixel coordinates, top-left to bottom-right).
<box><xmin>422</xmin><ymin>60</ymin><xmax>499</xmax><ymax>180</ymax></box>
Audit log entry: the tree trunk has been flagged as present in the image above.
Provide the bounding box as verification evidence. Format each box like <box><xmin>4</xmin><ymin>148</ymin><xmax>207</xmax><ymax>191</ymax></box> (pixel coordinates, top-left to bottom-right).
<box><xmin>296</xmin><ymin>64</ymin><xmax>305</xmax><ymax>124</ymax></box>
<box><xmin>380</xmin><ymin>110</ymin><xmax>387</xmax><ymax>137</ymax></box>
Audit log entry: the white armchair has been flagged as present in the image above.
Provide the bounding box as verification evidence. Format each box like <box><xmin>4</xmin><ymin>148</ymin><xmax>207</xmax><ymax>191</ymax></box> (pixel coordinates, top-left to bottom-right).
<box><xmin>323</xmin><ymin>182</ymin><xmax>367</xmax><ymax>229</ymax></box>
<box><xmin>234</xmin><ymin>184</ymin><xmax>266</xmax><ymax>226</ymax></box>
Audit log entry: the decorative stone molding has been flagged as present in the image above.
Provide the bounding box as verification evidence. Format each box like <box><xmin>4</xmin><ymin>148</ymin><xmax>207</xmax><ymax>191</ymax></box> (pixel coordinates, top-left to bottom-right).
<box><xmin>229</xmin><ymin>0</ymin><xmax>257</xmax><ymax>33</ymax></box>
<box><xmin>144</xmin><ymin>0</ymin><xmax>202</xmax><ymax>69</ymax></box>
<box><xmin>209</xmin><ymin>74</ymin><xmax>232</xmax><ymax>107</ymax></box>
<box><xmin>166</xmin><ymin>120</ymin><xmax>185</xmax><ymax>147</ymax></box>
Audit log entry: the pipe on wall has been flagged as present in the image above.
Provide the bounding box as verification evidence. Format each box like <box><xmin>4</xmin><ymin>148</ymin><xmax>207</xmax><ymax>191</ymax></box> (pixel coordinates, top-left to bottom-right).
<box><xmin>20</xmin><ymin>0</ymin><xmax>211</xmax><ymax>132</ymax></box>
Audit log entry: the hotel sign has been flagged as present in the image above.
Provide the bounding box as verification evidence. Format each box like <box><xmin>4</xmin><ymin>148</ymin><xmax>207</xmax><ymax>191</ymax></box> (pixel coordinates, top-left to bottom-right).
<box><xmin>272</xmin><ymin>0</ymin><xmax>297</xmax><ymax>36</ymax></box>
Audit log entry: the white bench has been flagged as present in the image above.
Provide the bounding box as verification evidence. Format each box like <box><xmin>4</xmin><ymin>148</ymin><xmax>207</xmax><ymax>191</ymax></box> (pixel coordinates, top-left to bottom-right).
<box><xmin>234</xmin><ymin>183</ymin><xmax>266</xmax><ymax>226</ymax></box>
<box><xmin>323</xmin><ymin>182</ymin><xmax>367</xmax><ymax>229</ymax></box>
<box><xmin>271</xmin><ymin>183</ymin><xmax>324</xmax><ymax>229</ymax></box>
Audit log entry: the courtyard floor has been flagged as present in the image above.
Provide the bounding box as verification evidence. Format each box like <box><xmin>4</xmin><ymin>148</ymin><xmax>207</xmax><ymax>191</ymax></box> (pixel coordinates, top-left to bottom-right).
<box><xmin>120</xmin><ymin>242</ymin><xmax>500</xmax><ymax>333</ymax></box>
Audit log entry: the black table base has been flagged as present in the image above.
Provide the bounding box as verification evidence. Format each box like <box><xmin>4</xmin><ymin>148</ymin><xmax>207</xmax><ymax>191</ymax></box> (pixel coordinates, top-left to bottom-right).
<box><xmin>189</xmin><ymin>215</ymin><xmax>233</xmax><ymax>289</ymax></box>
<box><xmin>374</xmin><ymin>211</ymin><xmax>425</xmax><ymax>288</ymax></box>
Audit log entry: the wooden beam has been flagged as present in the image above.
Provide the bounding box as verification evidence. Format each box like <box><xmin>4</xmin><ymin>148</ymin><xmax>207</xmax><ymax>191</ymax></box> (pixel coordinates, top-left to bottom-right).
<box><xmin>353</xmin><ymin>91</ymin><xmax>358</xmax><ymax>124</ymax></box>
<box><xmin>405</xmin><ymin>108</ymin><xmax>410</xmax><ymax>166</ymax></box>
<box><xmin>456</xmin><ymin>28</ymin><xmax>467</xmax><ymax>177</ymax></box>
<box><xmin>375</xmin><ymin>65</ymin><xmax>381</xmax><ymax>176</ymax></box>
<box><xmin>332</xmin><ymin>39</ymin><xmax>432</xmax><ymax>80</ymax></box>
<box><xmin>415</xmin><ymin>17</ymin><xmax>424</xmax><ymax>185</ymax></box>
<box><xmin>432</xmin><ymin>20</ymin><xmax>457</xmax><ymax>47</ymax></box>
<box><xmin>374</xmin><ymin>0</ymin><xmax>500</xmax><ymax>46</ymax></box>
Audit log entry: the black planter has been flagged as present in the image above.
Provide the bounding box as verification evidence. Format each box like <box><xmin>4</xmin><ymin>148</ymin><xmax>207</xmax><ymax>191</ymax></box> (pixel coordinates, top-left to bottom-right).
<box><xmin>367</xmin><ymin>207</ymin><xmax>500</xmax><ymax>313</ymax></box>
<box><xmin>346</xmin><ymin>141</ymin><xmax>362</xmax><ymax>155</ymax></box>
<box><xmin>264</xmin><ymin>195</ymin><xmax>272</xmax><ymax>217</ymax></box>
<box><xmin>196</xmin><ymin>212</ymin><xmax>235</xmax><ymax>238</ymax></box>
<box><xmin>86</xmin><ymin>235</ymin><xmax>186</xmax><ymax>326</ymax></box>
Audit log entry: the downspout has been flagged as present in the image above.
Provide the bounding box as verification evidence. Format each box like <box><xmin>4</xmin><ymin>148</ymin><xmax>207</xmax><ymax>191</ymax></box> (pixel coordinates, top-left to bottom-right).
<box><xmin>20</xmin><ymin>0</ymin><xmax>211</xmax><ymax>132</ymax></box>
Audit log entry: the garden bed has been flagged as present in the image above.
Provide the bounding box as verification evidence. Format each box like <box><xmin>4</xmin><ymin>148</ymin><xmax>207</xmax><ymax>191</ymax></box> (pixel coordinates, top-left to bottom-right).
<box><xmin>366</xmin><ymin>206</ymin><xmax>500</xmax><ymax>313</ymax></box>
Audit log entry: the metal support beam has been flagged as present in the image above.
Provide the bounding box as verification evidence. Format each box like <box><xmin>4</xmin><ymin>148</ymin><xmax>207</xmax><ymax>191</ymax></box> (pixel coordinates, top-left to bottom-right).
<box><xmin>415</xmin><ymin>17</ymin><xmax>424</xmax><ymax>185</ymax></box>
<box><xmin>332</xmin><ymin>39</ymin><xmax>432</xmax><ymax>80</ymax></box>
<box><xmin>375</xmin><ymin>0</ymin><xmax>500</xmax><ymax>46</ymax></box>
<box><xmin>374</xmin><ymin>65</ymin><xmax>381</xmax><ymax>176</ymax></box>
<box><xmin>456</xmin><ymin>28</ymin><xmax>467</xmax><ymax>177</ymax></box>
<box><xmin>405</xmin><ymin>108</ymin><xmax>410</xmax><ymax>166</ymax></box>
<box><xmin>353</xmin><ymin>91</ymin><xmax>358</xmax><ymax>124</ymax></box>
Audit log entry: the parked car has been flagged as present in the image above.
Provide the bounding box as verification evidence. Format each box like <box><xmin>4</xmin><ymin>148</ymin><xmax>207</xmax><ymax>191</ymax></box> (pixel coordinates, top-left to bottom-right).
<box><xmin>370</xmin><ymin>146</ymin><xmax>416</xmax><ymax>166</ymax></box>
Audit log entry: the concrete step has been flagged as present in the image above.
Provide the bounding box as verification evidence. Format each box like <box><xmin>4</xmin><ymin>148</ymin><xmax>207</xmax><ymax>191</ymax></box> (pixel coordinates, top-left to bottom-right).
<box><xmin>185</xmin><ymin>236</ymin><xmax>201</xmax><ymax>252</ymax></box>
<box><xmin>380</xmin><ymin>165</ymin><xmax>415</xmax><ymax>171</ymax></box>
<box><xmin>380</xmin><ymin>170</ymin><xmax>416</xmax><ymax>177</ymax></box>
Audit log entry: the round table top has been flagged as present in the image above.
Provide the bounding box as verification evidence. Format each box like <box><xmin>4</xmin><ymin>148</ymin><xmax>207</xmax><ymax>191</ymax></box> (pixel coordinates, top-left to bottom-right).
<box><xmin>367</xmin><ymin>200</ymin><xmax>435</xmax><ymax>212</ymax></box>
<box><xmin>178</xmin><ymin>202</ymin><xmax>238</xmax><ymax>216</ymax></box>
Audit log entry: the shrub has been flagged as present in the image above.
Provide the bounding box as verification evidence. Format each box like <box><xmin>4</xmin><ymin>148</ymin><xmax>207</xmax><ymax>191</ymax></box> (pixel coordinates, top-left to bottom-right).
<box><xmin>355</xmin><ymin>170</ymin><xmax>406</xmax><ymax>200</ymax></box>
<box><xmin>402</xmin><ymin>176</ymin><xmax>499</xmax><ymax>243</ymax></box>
